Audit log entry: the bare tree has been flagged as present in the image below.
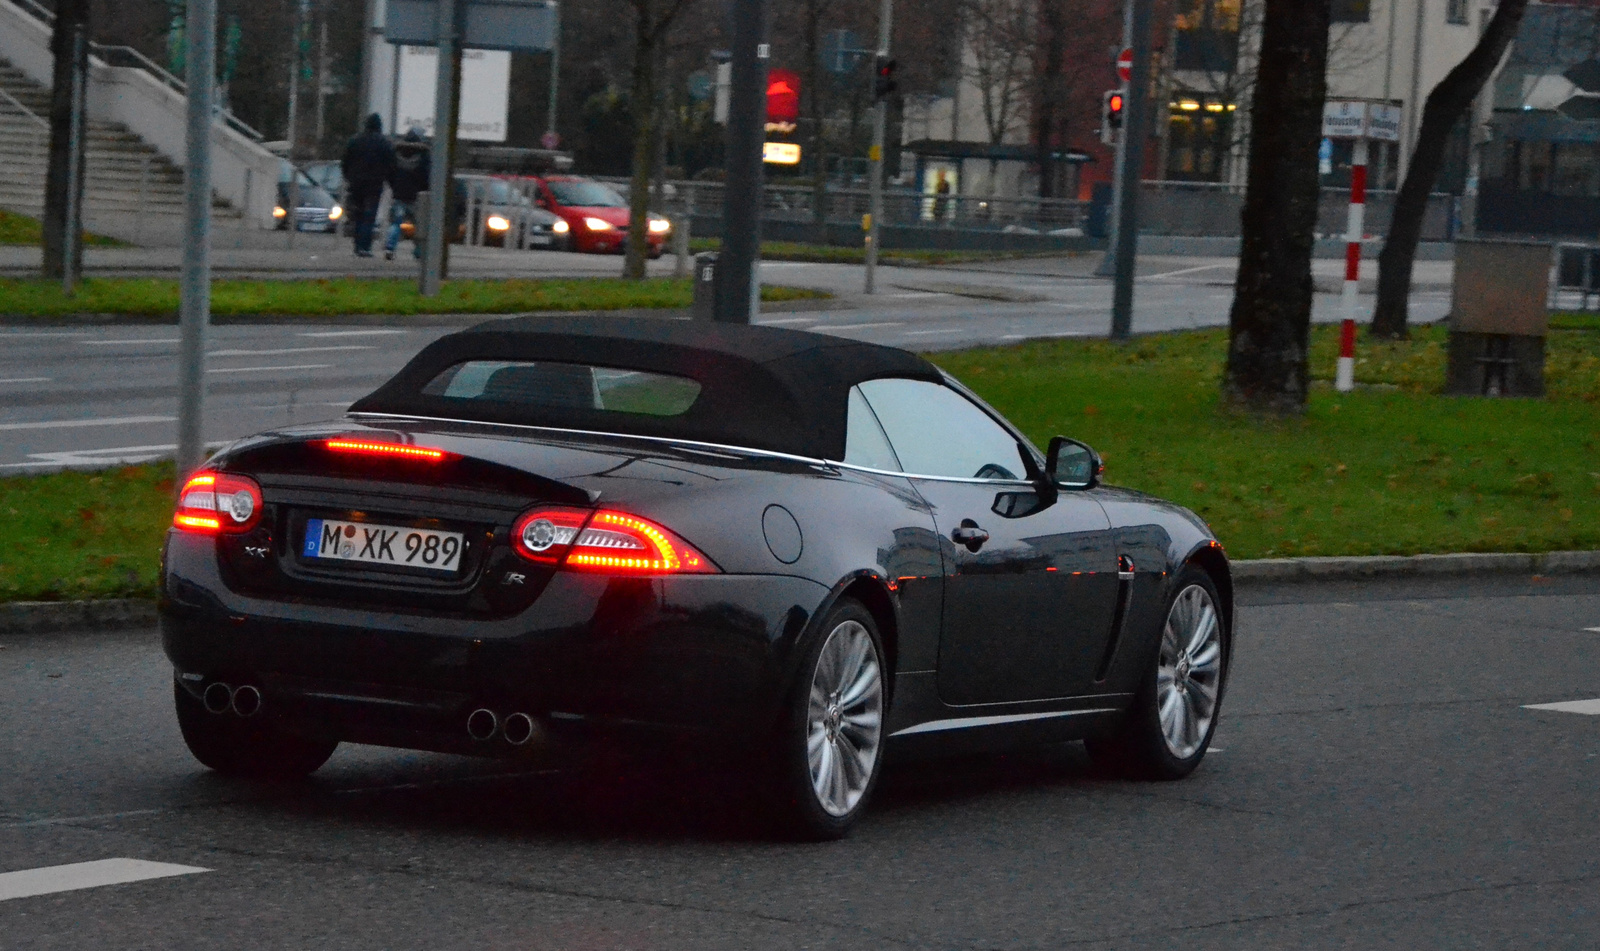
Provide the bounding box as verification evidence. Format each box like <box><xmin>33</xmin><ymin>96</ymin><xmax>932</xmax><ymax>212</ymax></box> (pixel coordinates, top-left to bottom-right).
<box><xmin>1223</xmin><ymin>0</ymin><xmax>1329</xmax><ymax>413</ymax></box>
<box><xmin>962</xmin><ymin>0</ymin><xmax>1033</xmax><ymax>193</ymax></box>
<box><xmin>1371</xmin><ymin>0</ymin><xmax>1530</xmax><ymax>339</ymax></box>
<box><xmin>42</xmin><ymin>0</ymin><xmax>91</xmax><ymax>281</ymax></box>
<box><xmin>622</xmin><ymin>0</ymin><xmax>697</xmax><ymax>279</ymax></box>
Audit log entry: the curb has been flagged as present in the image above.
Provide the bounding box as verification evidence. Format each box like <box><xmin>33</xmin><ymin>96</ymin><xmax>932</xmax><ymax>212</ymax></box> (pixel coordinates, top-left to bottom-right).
<box><xmin>0</xmin><ymin>598</ymin><xmax>156</xmax><ymax>636</ymax></box>
<box><xmin>1230</xmin><ymin>549</ymin><xmax>1600</xmax><ymax>582</ymax></box>
<box><xmin>3</xmin><ymin>550</ymin><xmax>1596</xmax><ymax>636</ymax></box>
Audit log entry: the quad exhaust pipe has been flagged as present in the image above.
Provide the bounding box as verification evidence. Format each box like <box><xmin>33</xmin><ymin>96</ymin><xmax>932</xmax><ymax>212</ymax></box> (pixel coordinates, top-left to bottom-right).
<box><xmin>466</xmin><ymin>708</ymin><xmax>538</xmax><ymax>746</ymax></box>
<box><xmin>202</xmin><ymin>682</ymin><xmax>263</xmax><ymax>718</ymax></box>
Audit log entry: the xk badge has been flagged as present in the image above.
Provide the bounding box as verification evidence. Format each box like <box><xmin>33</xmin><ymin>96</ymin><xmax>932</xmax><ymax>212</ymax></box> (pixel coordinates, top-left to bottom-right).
<box><xmin>244</xmin><ymin>546</ymin><xmax>269</xmax><ymax>558</ymax></box>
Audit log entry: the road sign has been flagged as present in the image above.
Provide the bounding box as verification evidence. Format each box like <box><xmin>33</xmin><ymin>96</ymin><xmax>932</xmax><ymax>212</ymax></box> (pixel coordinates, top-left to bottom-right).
<box><xmin>763</xmin><ymin>141</ymin><xmax>801</xmax><ymax>164</ymax></box>
<box><xmin>1322</xmin><ymin>100</ymin><xmax>1401</xmax><ymax>142</ymax></box>
<box><xmin>1116</xmin><ymin>47</ymin><xmax>1133</xmax><ymax>83</ymax></box>
<box><xmin>385</xmin><ymin>0</ymin><xmax>556</xmax><ymax>52</ymax></box>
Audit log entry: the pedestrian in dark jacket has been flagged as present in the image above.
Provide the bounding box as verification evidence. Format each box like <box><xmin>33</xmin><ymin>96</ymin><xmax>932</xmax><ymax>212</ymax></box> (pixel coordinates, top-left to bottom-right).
<box><xmin>340</xmin><ymin>113</ymin><xmax>395</xmax><ymax>257</ymax></box>
<box><xmin>384</xmin><ymin>128</ymin><xmax>431</xmax><ymax>260</ymax></box>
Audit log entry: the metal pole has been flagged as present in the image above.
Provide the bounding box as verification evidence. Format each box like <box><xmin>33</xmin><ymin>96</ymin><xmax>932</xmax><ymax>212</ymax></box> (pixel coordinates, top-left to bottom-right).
<box><xmin>420</xmin><ymin>0</ymin><xmax>457</xmax><ymax>296</ymax></box>
<box><xmin>358</xmin><ymin>0</ymin><xmax>380</xmax><ymax>118</ymax></box>
<box><xmin>1108</xmin><ymin>0</ymin><xmax>1152</xmax><ymax>340</ymax></box>
<box><xmin>177</xmin><ymin>0</ymin><xmax>216</xmax><ymax>482</ymax></box>
<box><xmin>1095</xmin><ymin>0</ymin><xmax>1135</xmax><ymax>280</ymax></box>
<box><xmin>61</xmin><ymin>23</ymin><xmax>86</xmax><ymax>296</ymax></box>
<box><xmin>285</xmin><ymin>0</ymin><xmax>302</xmax><ymax>250</ymax></box>
<box><xmin>1336</xmin><ymin>137</ymin><xmax>1368</xmax><ymax>393</ymax></box>
<box><xmin>545</xmin><ymin>1</ymin><xmax>560</xmax><ymax>140</ymax></box>
<box><xmin>863</xmin><ymin>0</ymin><xmax>892</xmax><ymax>295</ymax></box>
<box><xmin>713</xmin><ymin>0</ymin><xmax>770</xmax><ymax>323</ymax></box>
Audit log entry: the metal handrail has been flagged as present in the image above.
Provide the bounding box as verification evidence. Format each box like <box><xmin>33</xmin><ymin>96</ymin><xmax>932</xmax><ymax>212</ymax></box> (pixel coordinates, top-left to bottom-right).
<box><xmin>0</xmin><ymin>85</ymin><xmax>48</xmax><ymax>131</ymax></box>
<box><xmin>4</xmin><ymin>0</ymin><xmax>265</xmax><ymax>143</ymax></box>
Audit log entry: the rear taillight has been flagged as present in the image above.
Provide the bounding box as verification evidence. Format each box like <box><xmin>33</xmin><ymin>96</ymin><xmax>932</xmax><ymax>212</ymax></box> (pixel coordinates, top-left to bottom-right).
<box><xmin>511</xmin><ymin>506</ymin><xmax>717</xmax><ymax>574</ymax></box>
<box><xmin>173</xmin><ymin>470</ymin><xmax>263</xmax><ymax>534</ymax></box>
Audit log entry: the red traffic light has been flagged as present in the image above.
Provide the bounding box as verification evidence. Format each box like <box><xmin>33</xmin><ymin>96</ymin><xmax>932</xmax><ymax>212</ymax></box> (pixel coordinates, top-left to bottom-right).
<box><xmin>1108</xmin><ymin>93</ymin><xmax>1124</xmax><ymax>114</ymax></box>
<box><xmin>766</xmin><ymin>68</ymin><xmax>800</xmax><ymax>124</ymax></box>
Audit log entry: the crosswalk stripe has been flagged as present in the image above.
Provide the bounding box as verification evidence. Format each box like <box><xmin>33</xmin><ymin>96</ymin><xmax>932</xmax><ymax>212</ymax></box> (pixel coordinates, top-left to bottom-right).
<box><xmin>1523</xmin><ymin>698</ymin><xmax>1600</xmax><ymax>716</ymax></box>
<box><xmin>0</xmin><ymin>859</ymin><xmax>209</xmax><ymax>902</ymax></box>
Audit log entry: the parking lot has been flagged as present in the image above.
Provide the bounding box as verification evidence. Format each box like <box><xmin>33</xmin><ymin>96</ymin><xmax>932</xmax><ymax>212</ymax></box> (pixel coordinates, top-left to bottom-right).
<box><xmin>3</xmin><ymin>574</ymin><xmax>1597</xmax><ymax>949</ymax></box>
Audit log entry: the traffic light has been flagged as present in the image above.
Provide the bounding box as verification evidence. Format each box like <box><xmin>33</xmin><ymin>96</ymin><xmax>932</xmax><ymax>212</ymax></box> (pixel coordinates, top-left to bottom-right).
<box><xmin>874</xmin><ymin>55</ymin><xmax>898</xmax><ymax>101</ymax></box>
<box><xmin>1100</xmin><ymin>90</ymin><xmax>1125</xmax><ymax>145</ymax></box>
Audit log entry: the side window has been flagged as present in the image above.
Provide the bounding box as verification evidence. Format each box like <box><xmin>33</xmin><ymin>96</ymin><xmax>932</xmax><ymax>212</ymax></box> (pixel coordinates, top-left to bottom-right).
<box><xmin>844</xmin><ymin>386</ymin><xmax>901</xmax><ymax>471</ymax></box>
<box><xmin>856</xmin><ymin>378</ymin><xmax>1027</xmax><ymax>480</ymax></box>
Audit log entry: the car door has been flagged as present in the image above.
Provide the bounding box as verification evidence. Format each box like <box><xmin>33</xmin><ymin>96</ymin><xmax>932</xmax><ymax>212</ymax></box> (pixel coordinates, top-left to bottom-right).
<box><xmin>854</xmin><ymin>378</ymin><xmax>1121</xmax><ymax>705</ymax></box>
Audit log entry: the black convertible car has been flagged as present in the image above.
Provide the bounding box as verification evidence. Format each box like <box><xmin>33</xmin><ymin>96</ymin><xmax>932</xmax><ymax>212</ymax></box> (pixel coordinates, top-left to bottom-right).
<box><xmin>161</xmin><ymin>316</ymin><xmax>1232</xmax><ymax>838</ymax></box>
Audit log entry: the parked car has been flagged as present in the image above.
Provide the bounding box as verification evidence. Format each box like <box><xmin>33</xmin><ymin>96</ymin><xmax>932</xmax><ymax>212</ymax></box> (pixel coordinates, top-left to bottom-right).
<box><xmin>531</xmin><ymin>175</ymin><xmax>669</xmax><ymax>257</ymax></box>
<box><xmin>159</xmin><ymin>316</ymin><xmax>1233</xmax><ymax>840</ymax></box>
<box><xmin>300</xmin><ymin>160</ymin><xmax>352</xmax><ymax>236</ymax></box>
<box><xmin>273</xmin><ymin>162</ymin><xmax>342</xmax><ymax>233</ymax></box>
<box><xmin>397</xmin><ymin>176</ymin><xmax>571</xmax><ymax>251</ymax></box>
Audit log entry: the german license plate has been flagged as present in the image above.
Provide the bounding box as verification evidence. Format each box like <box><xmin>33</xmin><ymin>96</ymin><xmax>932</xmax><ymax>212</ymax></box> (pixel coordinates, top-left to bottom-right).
<box><xmin>528</xmin><ymin>233</ymin><xmax>553</xmax><ymax>246</ymax></box>
<box><xmin>303</xmin><ymin>518</ymin><xmax>464</xmax><ymax>572</ymax></box>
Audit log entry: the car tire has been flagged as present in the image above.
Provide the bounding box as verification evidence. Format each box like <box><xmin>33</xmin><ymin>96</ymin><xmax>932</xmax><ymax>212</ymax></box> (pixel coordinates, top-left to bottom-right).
<box><xmin>769</xmin><ymin>598</ymin><xmax>887</xmax><ymax>840</ymax></box>
<box><xmin>1086</xmin><ymin>565</ymin><xmax>1228</xmax><ymax>781</ymax></box>
<box><xmin>173</xmin><ymin>681</ymin><xmax>337</xmax><ymax>780</ymax></box>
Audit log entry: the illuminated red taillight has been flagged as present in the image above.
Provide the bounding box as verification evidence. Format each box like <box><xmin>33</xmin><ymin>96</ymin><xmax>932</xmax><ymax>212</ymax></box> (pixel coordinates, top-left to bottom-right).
<box><xmin>325</xmin><ymin>438</ymin><xmax>448</xmax><ymax>461</ymax></box>
<box><xmin>173</xmin><ymin>470</ymin><xmax>263</xmax><ymax>534</ymax></box>
<box><xmin>511</xmin><ymin>506</ymin><xmax>717</xmax><ymax>574</ymax></box>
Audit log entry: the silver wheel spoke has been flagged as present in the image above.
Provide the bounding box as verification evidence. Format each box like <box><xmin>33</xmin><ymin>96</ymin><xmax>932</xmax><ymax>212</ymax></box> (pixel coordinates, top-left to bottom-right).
<box><xmin>1186</xmin><ymin>606</ymin><xmax>1218</xmax><ymax>656</ymax></box>
<box><xmin>804</xmin><ymin>619</ymin><xmax>884</xmax><ymax>817</ymax></box>
<box><xmin>1154</xmin><ymin>583</ymin><xmax>1224</xmax><ymax>760</ymax></box>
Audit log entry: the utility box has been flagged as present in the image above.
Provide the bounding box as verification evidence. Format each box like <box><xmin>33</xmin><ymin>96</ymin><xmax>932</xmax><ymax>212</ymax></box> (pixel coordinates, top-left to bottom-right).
<box><xmin>1446</xmin><ymin>240</ymin><xmax>1550</xmax><ymax>397</ymax></box>
<box><xmin>691</xmin><ymin>252</ymin><xmax>718</xmax><ymax>321</ymax></box>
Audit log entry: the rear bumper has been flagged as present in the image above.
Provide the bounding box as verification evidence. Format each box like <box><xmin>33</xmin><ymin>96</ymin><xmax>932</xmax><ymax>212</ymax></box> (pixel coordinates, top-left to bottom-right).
<box><xmin>161</xmin><ymin>532</ymin><xmax>826</xmax><ymax>752</ymax></box>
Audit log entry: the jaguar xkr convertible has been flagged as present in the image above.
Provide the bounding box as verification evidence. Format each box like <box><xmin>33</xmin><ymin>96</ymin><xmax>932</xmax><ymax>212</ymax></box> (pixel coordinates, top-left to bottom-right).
<box><xmin>161</xmin><ymin>316</ymin><xmax>1232</xmax><ymax>838</ymax></box>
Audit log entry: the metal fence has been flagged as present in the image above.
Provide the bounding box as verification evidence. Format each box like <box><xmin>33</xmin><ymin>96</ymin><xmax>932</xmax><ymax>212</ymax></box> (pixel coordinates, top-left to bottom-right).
<box><xmin>1553</xmin><ymin>243</ymin><xmax>1600</xmax><ymax>311</ymax></box>
<box><xmin>1137</xmin><ymin>180</ymin><xmax>1457</xmax><ymax>241</ymax></box>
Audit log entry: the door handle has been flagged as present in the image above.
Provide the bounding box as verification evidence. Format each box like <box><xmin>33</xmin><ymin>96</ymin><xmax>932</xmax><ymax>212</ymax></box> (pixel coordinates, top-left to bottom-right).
<box><xmin>952</xmin><ymin>520</ymin><xmax>989</xmax><ymax>552</ymax></box>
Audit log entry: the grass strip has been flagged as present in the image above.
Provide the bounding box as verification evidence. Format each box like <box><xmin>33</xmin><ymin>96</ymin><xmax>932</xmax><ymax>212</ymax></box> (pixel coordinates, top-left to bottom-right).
<box><xmin>0</xmin><ymin>276</ymin><xmax>826</xmax><ymax>318</ymax></box>
<box><xmin>0</xmin><ymin>209</ymin><xmax>122</xmax><ymax>247</ymax></box>
<box><xmin>2</xmin><ymin>323</ymin><xmax>1596</xmax><ymax>602</ymax></box>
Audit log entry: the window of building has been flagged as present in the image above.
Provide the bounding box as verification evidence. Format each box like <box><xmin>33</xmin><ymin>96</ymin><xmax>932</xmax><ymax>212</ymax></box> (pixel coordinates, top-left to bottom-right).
<box><xmin>1446</xmin><ymin>0</ymin><xmax>1469</xmax><ymax>24</ymax></box>
<box><xmin>1331</xmin><ymin>0</ymin><xmax>1370</xmax><ymax>23</ymax></box>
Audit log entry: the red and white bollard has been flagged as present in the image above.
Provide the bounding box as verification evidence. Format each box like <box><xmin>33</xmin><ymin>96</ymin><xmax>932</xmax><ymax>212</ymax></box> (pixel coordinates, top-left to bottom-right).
<box><xmin>1337</xmin><ymin>138</ymin><xmax>1368</xmax><ymax>393</ymax></box>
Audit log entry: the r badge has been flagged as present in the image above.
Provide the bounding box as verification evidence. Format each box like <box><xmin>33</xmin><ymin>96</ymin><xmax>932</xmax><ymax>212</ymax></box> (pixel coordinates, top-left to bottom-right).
<box><xmin>502</xmin><ymin>572</ymin><xmax>526</xmax><ymax>586</ymax></box>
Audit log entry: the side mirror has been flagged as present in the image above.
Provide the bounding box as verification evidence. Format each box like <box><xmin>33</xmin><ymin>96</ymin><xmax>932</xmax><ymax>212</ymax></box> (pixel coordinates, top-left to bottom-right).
<box><xmin>1047</xmin><ymin>436</ymin><xmax>1102</xmax><ymax>489</ymax></box>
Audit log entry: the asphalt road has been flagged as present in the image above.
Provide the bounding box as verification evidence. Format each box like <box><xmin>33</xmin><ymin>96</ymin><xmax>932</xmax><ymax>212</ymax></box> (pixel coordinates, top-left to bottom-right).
<box><xmin>2</xmin><ymin>575</ymin><xmax>1598</xmax><ymax>948</ymax></box>
<box><xmin>0</xmin><ymin>247</ymin><xmax>1451</xmax><ymax>471</ymax></box>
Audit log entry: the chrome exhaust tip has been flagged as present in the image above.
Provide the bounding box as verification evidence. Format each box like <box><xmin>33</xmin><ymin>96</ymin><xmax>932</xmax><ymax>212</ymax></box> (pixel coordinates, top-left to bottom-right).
<box><xmin>203</xmin><ymin>682</ymin><xmax>234</xmax><ymax>715</ymax></box>
<box><xmin>231</xmin><ymin>684</ymin><xmax>263</xmax><ymax>718</ymax></box>
<box><xmin>466</xmin><ymin>708</ymin><xmax>498</xmax><ymax>742</ymax></box>
<box><xmin>502</xmin><ymin>712</ymin><xmax>536</xmax><ymax>746</ymax></box>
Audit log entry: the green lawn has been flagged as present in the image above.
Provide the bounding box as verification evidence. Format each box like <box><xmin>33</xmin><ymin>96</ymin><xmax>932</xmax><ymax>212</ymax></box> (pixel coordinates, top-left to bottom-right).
<box><xmin>2</xmin><ymin>322</ymin><xmax>1596</xmax><ymax>602</ymax></box>
<box><xmin>687</xmin><ymin>238</ymin><xmax>1077</xmax><ymax>266</ymax></box>
<box><xmin>0</xmin><ymin>208</ymin><xmax>121</xmax><ymax>246</ymax></box>
<box><xmin>0</xmin><ymin>276</ymin><xmax>825</xmax><ymax>318</ymax></box>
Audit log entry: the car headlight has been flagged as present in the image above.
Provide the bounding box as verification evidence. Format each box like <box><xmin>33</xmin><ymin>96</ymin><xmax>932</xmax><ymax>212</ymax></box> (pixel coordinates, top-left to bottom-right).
<box><xmin>486</xmin><ymin>215</ymin><xmax>510</xmax><ymax>232</ymax></box>
<box><xmin>583</xmin><ymin>216</ymin><xmax>614</xmax><ymax>232</ymax></box>
<box><xmin>328</xmin><ymin>205</ymin><xmax>343</xmax><ymax>220</ymax></box>
<box><xmin>551</xmin><ymin>219</ymin><xmax>570</xmax><ymax>234</ymax></box>
<box><xmin>648</xmin><ymin>217</ymin><xmax>671</xmax><ymax>234</ymax></box>
<box><xmin>272</xmin><ymin>206</ymin><xmax>287</xmax><ymax>218</ymax></box>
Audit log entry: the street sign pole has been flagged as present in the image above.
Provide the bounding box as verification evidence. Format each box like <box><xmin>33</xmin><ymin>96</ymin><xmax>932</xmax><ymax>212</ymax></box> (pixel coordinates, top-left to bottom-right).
<box><xmin>1108</xmin><ymin>0</ymin><xmax>1152</xmax><ymax>340</ymax></box>
<box><xmin>420</xmin><ymin>0</ymin><xmax>458</xmax><ymax>296</ymax></box>
<box><xmin>1337</xmin><ymin>137</ymin><xmax>1368</xmax><ymax>392</ymax></box>
<box><xmin>714</xmin><ymin>0</ymin><xmax>770</xmax><ymax>323</ymax></box>
<box><xmin>863</xmin><ymin>0</ymin><xmax>893</xmax><ymax>296</ymax></box>
<box><xmin>177</xmin><ymin>0</ymin><xmax>216</xmax><ymax>482</ymax></box>
<box><xmin>1094</xmin><ymin>14</ymin><xmax>1134</xmax><ymax>281</ymax></box>
<box><xmin>545</xmin><ymin>0</ymin><xmax>560</xmax><ymax>142</ymax></box>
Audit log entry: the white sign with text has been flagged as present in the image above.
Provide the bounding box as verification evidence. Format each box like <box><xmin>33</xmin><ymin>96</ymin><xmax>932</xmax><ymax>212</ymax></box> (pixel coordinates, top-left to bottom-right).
<box><xmin>393</xmin><ymin>45</ymin><xmax>510</xmax><ymax>143</ymax></box>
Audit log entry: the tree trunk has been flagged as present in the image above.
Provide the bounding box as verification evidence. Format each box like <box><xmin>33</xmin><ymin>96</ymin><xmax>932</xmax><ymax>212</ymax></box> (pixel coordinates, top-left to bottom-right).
<box><xmin>1033</xmin><ymin>2</ymin><xmax>1064</xmax><ymax>199</ymax></box>
<box><xmin>1371</xmin><ymin>0</ymin><xmax>1529</xmax><ymax>339</ymax></box>
<box><xmin>623</xmin><ymin>9</ymin><xmax>658</xmax><ymax>279</ymax></box>
<box><xmin>1222</xmin><ymin>0</ymin><xmax>1329</xmax><ymax>414</ymax></box>
<box><xmin>42</xmin><ymin>0</ymin><xmax>91</xmax><ymax>281</ymax></box>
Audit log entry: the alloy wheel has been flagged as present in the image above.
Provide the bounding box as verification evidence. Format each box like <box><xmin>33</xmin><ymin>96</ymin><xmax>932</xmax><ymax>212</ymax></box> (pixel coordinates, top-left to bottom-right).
<box><xmin>1156</xmin><ymin>583</ymin><xmax>1223</xmax><ymax>759</ymax></box>
<box><xmin>805</xmin><ymin>619</ymin><xmax>884</xmax><ymax>817</ymax></box>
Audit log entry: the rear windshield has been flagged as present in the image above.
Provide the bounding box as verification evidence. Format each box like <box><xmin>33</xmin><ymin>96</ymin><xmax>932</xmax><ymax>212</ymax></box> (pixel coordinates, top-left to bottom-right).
<box><xmin>547</xmin><ymin>181</ymin><xmax>627</xmax><ymax>207</ymax></box>
<box><xmin>421</xmin><ymin>360</ymin><xmax>702</xmax><ymax>417</ymax></box>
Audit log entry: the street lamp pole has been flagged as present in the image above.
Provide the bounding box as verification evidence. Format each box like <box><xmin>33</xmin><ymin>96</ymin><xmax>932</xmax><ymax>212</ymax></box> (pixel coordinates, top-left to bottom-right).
<box><xmin>177</xmin><ymin>0</ymin><xmax>216</xmax><ymax>481</ymax></box>
<box><xmin>863</xmin><ymin>0</ymin><xmax>892</xmax><ymax>295</ymax></box>
<box><xmin>1108</xmin><ymin>0</ymin><xmax>1152</xmax><ymax>340</ymax></box>
<box><xmin>713</xmin><ymin>0</ymin><xmax>770</xmax><ymax>323</ymax></box>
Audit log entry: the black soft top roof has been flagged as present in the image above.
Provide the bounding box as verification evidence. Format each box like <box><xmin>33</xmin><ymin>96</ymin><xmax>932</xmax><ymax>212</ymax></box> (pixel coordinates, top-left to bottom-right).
<box><xmin>348</xmin><ymin>315</ymin><xmax>944</xmax><ymax>458</ymax></box>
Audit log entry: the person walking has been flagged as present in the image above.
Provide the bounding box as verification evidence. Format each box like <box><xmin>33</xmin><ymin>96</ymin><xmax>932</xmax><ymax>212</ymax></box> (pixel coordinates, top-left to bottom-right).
<box><xmin>340</xmin><ymin>113</ymin><xmax>395</xmax><ymax>257</ymax></box>
<box><xmin>384</xmin><ymin>128</ymin><xmax>431</xmax><ymax>261</ymax></box>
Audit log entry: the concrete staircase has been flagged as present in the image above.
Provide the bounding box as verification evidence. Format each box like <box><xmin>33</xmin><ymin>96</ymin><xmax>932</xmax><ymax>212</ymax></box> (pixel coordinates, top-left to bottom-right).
<box><xmin>0</xmin><ymin>58</ymin><xmax>236</xmax><ymax>220</ymax></box>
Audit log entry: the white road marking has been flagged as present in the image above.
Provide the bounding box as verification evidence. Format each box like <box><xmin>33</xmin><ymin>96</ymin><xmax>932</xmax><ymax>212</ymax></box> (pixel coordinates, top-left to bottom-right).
<box><xmin>81</xmin><ymin>338</ymin><xmax>180</xmax><ymax>346</ymax></box>
<box><xmin>209</xmin><ymin>346</ymin><xmax>373</xmax><ymax>357</ymax></box>
<box><xmin>889</xmin><ymin>292</ymin><xmax>945</xmax><ymax>299</ymax></box>
<box><xmin>825</xmin><ymin>321</ymin><xmax>903</xmax><ymax>330</ymax></box>
<box><xmin>0</xmin><ymin>441</ymin><xmax>227</xmax><ymax>470</ymax></box>
<box><xmin>0</xmin><ymin>377</ymin><xmax>50</xmax><ymax>384</ymax></box>
<box><xmin>758</xmin><ymin>316</ymin><xmax>817</xmax><ymax>326</ymax></box>
<box><xmin>1143</xmin><ymin>263</ymin><xmax>1233</xmax><ymax>280</ymax></box>
<box><xmin>1584</xmin><ymin>627</ymin><xmax>1600</xmax><ymax>633</ymax></box>
<box><xmin>207</xmin><ymin>364</ymin><xmax>334</xmax><ymax>374</ymax></box>
<box><xmin>299</xmin><ymin>329</ymin><xmax>412</xmax><ymax>338</ymax></box>
<box><xmin>0</xmin><ymin>859</ymin><xmax>209</xmax><ymax>902</ymax></box>
<box><xmin>0</xmin><ymin>415</ymin><xmax>175</xmax><ymax>432</ymax></box>
<box><xmin>1001</xmin><ymin>331</ymin><xmax>1086</xmax><ymax>340</ymax></box>
<box><xmin>0</xmin><ymin>331</ymin><xmax>87</xmax><ymax>338</ymax></box>
<box><xmin>904</xmin><ymin>328</ymin><xmax>965</xmax><ymax>336</ymax></box>
<box><xmin>1045</xmin><ymin>302</ymin><xmax>1101</xmax><ymax>310</ymax></box>
<box><xmin>1523</xmin><ymin>698</ymin><xmax>1600</xmax><ymax>716</ymax></box>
